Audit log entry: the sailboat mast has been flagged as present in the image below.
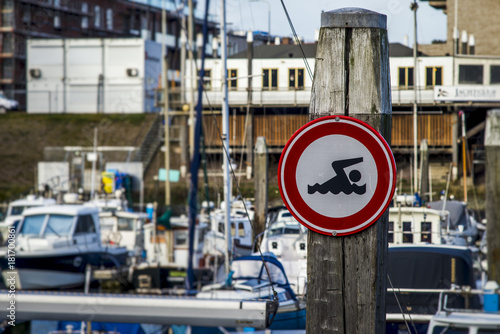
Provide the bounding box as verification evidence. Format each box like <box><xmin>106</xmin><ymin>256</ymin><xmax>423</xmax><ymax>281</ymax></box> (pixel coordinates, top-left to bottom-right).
<box><xmin>221</xmin><ymin>0</ymin><xmax>232</xmax><ymax>275</ymax></box>
<box><xmin>411</xmin><ymin>1</ymin><xmax>419</xmax><ymax>195</ymax></box>
<box><xmin>162</xmin><ymin>0</ymin><xmax>171</xmax><ymax>207</ymax></box>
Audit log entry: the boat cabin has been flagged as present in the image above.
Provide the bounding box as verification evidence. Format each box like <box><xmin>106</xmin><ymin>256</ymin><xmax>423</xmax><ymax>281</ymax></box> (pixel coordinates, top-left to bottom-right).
<box><xmin>99</xmin><ymin>211</ymin><xmax>147</xmax><ymax>258</ymax></box>
<box><xmin>388</xmin><ymin>206</ymin><xmax>448</xmax><ymax>245</ymax></box>
<box><xmin>15</xmin><ymin>205</ymin><xmax>101</xmax><ymax>251</ymax></box>
<box><xmin>2</xmin><ymin>195</ymin><xmax>56</xmax><ymax>226</ymax></box>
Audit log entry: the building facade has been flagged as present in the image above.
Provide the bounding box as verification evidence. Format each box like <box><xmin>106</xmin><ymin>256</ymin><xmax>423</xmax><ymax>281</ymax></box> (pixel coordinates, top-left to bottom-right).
<box><xmin>420</xmin><ymin>0</ymin><xmax>500</xmax><ymax>56</ymax></box>
<box><xmin>180</xmin><ymin>41</ymin><xmax>500</xmax><ymax>186</ymax></box>
<box><xmin>0</xmin><ymin>0</ymin><xmax>219</xmax><ymax>109</ymax></box>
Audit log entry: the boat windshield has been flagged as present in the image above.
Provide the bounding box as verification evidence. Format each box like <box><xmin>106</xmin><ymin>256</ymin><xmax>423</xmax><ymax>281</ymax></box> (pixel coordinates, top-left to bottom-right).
<box><xmin>19</xmin><ymin>215</ymin><xmax>46</xmax><ymax>235</ymax></box>
<box><xmin>232</xmin><ymin>259</ymin><xmax>287</xmax><ymax>285</ymax></box>
<box><xmin>268</xmin><ymin>227</ymin><xmax>301</xmax><ymax>236</ymax></box>
<box><xmin>19</xmin><ymin>214</ymin><xmax>74</xmax><ymax>236</ymax></box>
<box><xmin>44</xmin><ymin>215</ymin><xmax>74</xmax><ymax>236</ymax></box>
<box><xmin>267</xmin><ymin>220</ymin><xmax>302</xmax><ymax>236</ymax></box>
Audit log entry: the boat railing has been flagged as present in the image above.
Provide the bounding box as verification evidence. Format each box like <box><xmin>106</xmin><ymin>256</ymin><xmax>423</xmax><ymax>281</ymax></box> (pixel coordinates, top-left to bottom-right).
<box><xmin>438</xmin><ymin>288</ymin><xmax>499</xmax><ymax>314</ymax></box>
<box><xmin>386</xmin><ymin>286</ymin><xmax>492</xmax><ymax>322</ymax></box>
<box><xmin>49</xmin><ymin>331</ymin><xmax>119</xmax><ymax>334</ymax></box>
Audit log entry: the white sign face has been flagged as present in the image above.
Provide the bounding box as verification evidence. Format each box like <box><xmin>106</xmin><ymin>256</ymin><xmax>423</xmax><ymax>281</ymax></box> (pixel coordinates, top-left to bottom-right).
<box><xmin>434</xmin><ymin>85</ymin><xmax>500</xmax><ymax>102</ymax></box>
<box><xmin>296</xmin><ymin>135</ymin><xmax>377</xmax><ymax>218</ymax></box>
<box><xmin>278</xmin><ymin>116</ymin><xmax>396</xmax><ymax>236</ymax></box>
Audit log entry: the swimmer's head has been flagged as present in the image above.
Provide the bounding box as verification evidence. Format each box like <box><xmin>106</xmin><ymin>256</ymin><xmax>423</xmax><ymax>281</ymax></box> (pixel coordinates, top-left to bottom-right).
<box><xmin>349</xmin><ymin>170</ymin><xmax>361</xmax><ymax>183</ymax></box>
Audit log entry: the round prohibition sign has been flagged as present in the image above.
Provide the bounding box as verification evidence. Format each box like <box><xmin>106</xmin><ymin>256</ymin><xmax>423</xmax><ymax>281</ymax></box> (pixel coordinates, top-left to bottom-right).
<box><xmin>278</xmin><ymin>115</ymin><xmax>396</xmax><ymax>236</ymax></box>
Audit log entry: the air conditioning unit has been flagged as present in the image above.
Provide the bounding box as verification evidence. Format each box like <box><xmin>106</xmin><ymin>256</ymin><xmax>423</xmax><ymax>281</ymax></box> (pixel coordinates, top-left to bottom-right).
<box><xmin>126</xmin><ymin>68</ymin><xmax>139</xmax><ymax>77</ymax></box>
<box><xmin>30</xmin><ymin>68</ymin><xmax>42</xmax><ymax>78</ymax></box>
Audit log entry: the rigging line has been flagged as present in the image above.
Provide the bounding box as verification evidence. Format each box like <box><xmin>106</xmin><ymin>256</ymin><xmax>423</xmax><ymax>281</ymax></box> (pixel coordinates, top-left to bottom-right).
<box><xmin>237</xmin><ymin>0</ymin><xmax>245</xmax><ymax>32</ymax></box>
<box><xmin>207</xmin><ymin>101</ymin><xmax>279</xmax><ymax>300</ymax></box>
<box><xmin>186</xmin><ymin>0</ymin><xmax>211</xmax><ymax>291</ymax></box>
<box><xmin>387</xmin><ymin>273</ymin><xmax>412</xmax><ymax>334</ymax></box>
<box><xmin>179</xmin><ymin>16</ymin><xmax>279</xmax><ymax>300</ymax></box>
<box><xmin>173</xmin><ymin>0</ymin><xmax>279</xmax><ymax>300</ymax></box>
<box><xmin>173</xmin><ymin>0</ymin><xmax>197</xmax><ymax>62</ymax></box>
<box><xmin>227</xmin><ymin>132</ymin><xmax>278</xmax><ymax>299</ymax></box>
<box><xmin>200</xmin><ymin>75</ymin><xmax>279</xmax><ymax>300</ymax></box>
<box><xmin>278</xmin><ymin>0</ymin><xmax>314</xmax><ymax>81</ymax></box>
<box><xmin>248</xmin><ymin>0</ymin><xmax>257</xmax><ymax>32</ymax></box>
<box><xmin>387</xmin><ymin>261</ymin><xmax>419</xmax><ymax>334</ymax></box>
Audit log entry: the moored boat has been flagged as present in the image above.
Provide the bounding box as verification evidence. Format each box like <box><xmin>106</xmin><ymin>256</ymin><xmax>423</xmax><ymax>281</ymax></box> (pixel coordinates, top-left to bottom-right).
<box><xmin>258</xmin><ymin>211</ymin><xmax>307</xmax><ymax>297</ymax></box>
<box><xmin>1</xmin><ymin>195</ymin><xmax>56</xmax><ymax>226</ymax></box>
<box><xmin>0</xmin><ymin>204</ymin><xmax>128</xmax><ymax>290</ymax></box>
<box><xmin>193</xmin><ymin>254</ymin><xmax>306</xmax><ymax>332</ymax></box>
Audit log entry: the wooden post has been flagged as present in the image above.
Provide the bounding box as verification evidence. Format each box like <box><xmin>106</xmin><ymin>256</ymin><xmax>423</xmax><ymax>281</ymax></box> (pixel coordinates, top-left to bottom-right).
<box><xmin>452</xmin><ymin>111</ymin><xmax>459</xmax><ymax>180</ymax></box>
<box><xmin>420</xmin><ymin>139</ymin><xmax>429</xmax><ymax>203</ymax></box>
<box><xmin>254</xmin><ymin>137</ymin><xmax>268</xmax><ymax>240</ymax></box>
<box><xmin>246</xmin><ymin>112</ymin><xmax>254</xmax><ymax>179</ymax></box>
<box><xmin>485</xmin><ymin>109</ymin><xmax>500</xmax><ymax>284</ymax></box>
<box><xmin>180</xmin><ymin>118</ymin><xmax>189</xmax><ymax>178</ymax></box>
<box><xmin>246</xmin><ymin>32</ymin><xmax>254</xmax><ymax>179</ymax></box>
<box><xmin>308</xmin><ymin>8</ymin><xmax>391</xmax><ymax>333</ymax></box>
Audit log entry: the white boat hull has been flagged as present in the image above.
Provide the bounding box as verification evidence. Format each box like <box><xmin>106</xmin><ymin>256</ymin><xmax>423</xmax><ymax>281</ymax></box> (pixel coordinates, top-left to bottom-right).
<box><xmin>3</xmin><ymin>269</ymin><xmax>84</xmax><ymax>290</ymax></box>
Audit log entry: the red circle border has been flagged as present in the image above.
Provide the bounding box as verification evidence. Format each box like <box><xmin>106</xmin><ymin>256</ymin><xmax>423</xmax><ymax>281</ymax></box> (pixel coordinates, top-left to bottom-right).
<box><xmin>278</xmin><ymin>115</ymin><xmax>396</xmax><ymax>236</ymax></box>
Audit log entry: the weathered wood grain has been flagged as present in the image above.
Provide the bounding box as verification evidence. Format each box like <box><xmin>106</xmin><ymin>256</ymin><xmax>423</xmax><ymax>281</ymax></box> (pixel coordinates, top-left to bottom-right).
<box><xmin>254</xmin><ymin>137</ymin><xmax>268</xmax><ymax>239</ymax></box>
<box><xmin>307</xmin><ymin>8</ymin><xmax>391</xmax><ymax>334</ymax></box>
<box><xmin>485</xmin><ymin>109</ymin><xmax>500</xmax><ymax>284</ymax></box>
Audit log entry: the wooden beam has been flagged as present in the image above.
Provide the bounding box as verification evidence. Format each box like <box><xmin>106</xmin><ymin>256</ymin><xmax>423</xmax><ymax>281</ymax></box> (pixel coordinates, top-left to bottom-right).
<box><xmin>485</xmin><ymin>109</ymin><xmax>500</xmax><ymax>284</ymax></box>
<box><xmin>307</xmin><ymin>8</ymin><xmax>391</xmax><ymax>333</ymax></box>
<box><xmin>254</xmin><ymin>137</ymin><xmax>268</xmax><ymax>239</ymax></box>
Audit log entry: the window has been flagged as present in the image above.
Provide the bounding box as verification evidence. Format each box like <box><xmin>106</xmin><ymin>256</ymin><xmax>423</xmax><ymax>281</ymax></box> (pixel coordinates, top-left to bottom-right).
<box><xmin>81</xmin><ymin>3</ymin><xmax>88</xmax><ymax>29</ymax></box>
<box><xmin>289</xmin><ymin>68</ymin><xmax>304</xmax><ymax>90</ymax></box>
<box><xmin>388</xmin><ymin>221</ymin><xmax>394</xmax><ymax>243</ymax></box>
<box><xmin>425</xmin><ymin>66</ymin><xmax>442</xmax><ymax>87</ymax></box>
<box><xmin>75</xmin><ymin>215</ymin><xmax>96</xmax><ymax>234</ymax></box>
<box><xmin>459</xmin><ymin>65</ymin><xmax>483</xmax><ymax>84</ymax></box>
<box><xmin>10</xmin><ymin>206</ymin><xmax>27</xmax><ymax>216</ymax></box>
<box><xmin>94</xmin><ymin>5</ymin><xmax>101</xmax><ymax>28</ymax></box>
<box><xmin>228</xmin><ymin>69</ymin><xmax>237</xmax><ymax>90</ymax></box>
<box><xmin>199</xmin><ymin>69</ymin><xmax>211</xmax><ymax>90</ymax></box>
<box><xmin>421</xmin><ymin>222</ymin><xmax>432</xmax><ymax>243</ymax></box>
<box><xmin>490</xmin><ymin>66</ymin><xmax>500</xmax><ymax>84</ymax></box>
<box><xmin>1</xmin><ymin>0</ymin><xmax>13</xmax><ymax>11</ymax></box>
<box><xmin>174</xmin><ymin>230</ymin><xmax>188</xmax><ymax>246</ymax></box>
<box><xmin>2</xmin><ymin>58</ymin><xmax>13</xmax><ymax>79</ymax></box>
<box><xmin>1</xmin><ymin>34</ymin><xmax>13</xmax><ymax>53</ymax></box>
<box><xmin>19</xmin><ymin>215</ymin><xmax>46</xmax><ymax>236</ymax></box>
<box><xmin>54</xmin><ymin>14</ymin><xmax>61</xmax><ymax>29</ymax></box>
<box><xmin>263</xmin><ymin>68</ymin><xmax>278</xmax><ymax>90</ymax></box>
<box><xmin>398</xmin><ymin>67</ymin><xmax>414</xmax><ymax>89</ymax></box>
<box><xmin>230</xmin><ymin>223</ymin><xmax>236</xmax><ymax>237</ymax></box>
<box><xmin>238</xmin><ymin>222</ymin><xmax>245</xmax><ymax>237</ymax></box>
<box><xmin>45</xmin><ymin>215</ymin><xmax>74</xmax><ymax>236</ymax></box>
<box><xmin>22</xmin><ymin>6</ymin><xmax>31</xmax><ymax>24</ymax></box>
<box><xmin>1</xmin><ymin>12</ymin><xmax>14</xmax><ymax>27</ymax></box>
<box><xmin>106</xmin><ymin>9</ymin><xmax>113</xmax><ymax>30</ymax></box>
<box><xmin>402</xmin><ymin>221</ymin><xmax>413</xmax><ymax>243</ymax></box>
<box><xmin>117</xmin><ymin>217</ymin><xmax>134</xmax><ymax>231</ymax></box>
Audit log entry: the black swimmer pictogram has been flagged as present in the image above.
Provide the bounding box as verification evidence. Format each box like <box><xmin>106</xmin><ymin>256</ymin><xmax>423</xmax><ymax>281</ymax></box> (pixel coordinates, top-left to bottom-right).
<box><xmin>308</xmin><ymin>157</ymin><xmax>366</xmax><ymax>195</ymax></box>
